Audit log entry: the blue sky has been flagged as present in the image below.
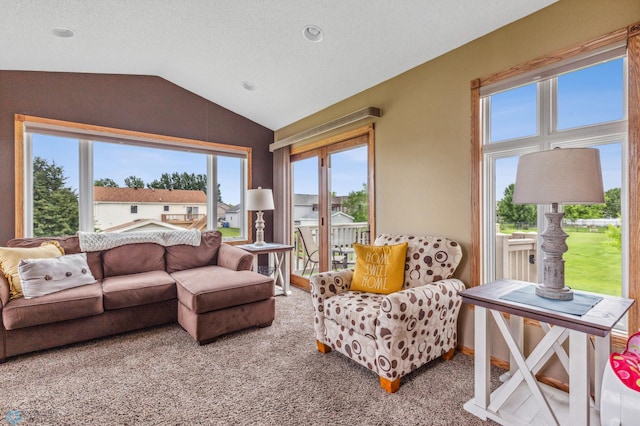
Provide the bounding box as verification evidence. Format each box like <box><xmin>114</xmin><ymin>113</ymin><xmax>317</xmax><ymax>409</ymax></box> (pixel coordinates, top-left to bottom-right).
<box><xmin>293</xmin><ymin>145</ymin><xmax>368</xmax><ymax>196</ymax></box>
<box><xmin>33</xmin><ymin>136</ymin><xmax>242</xmax><ymax>204</ymax></box>
<box><xmin>33</xmin><ymin>135</ymin><xmax>368</xmax><ymax>205</ymax></box>
<box><xmin>32</xmin><ymin>58</ymin><xmax>623</xmax><ymax>205</ymax></box>
<box><xmin>492</xmin><ymin>57</ymin><xmax>624</xmax><ymax>198</ymax></box>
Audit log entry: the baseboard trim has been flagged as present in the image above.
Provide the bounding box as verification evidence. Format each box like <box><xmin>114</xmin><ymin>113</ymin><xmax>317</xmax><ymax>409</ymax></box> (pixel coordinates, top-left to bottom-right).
<box><xmin>459</xmin><ymin>345</ymin><xmax>570</xmax><ymax>393</ymax></box>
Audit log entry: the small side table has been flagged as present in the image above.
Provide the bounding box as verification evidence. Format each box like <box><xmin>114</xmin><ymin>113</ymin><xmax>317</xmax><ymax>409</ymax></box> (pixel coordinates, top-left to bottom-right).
<box><xmin>461</xmin><ymin>279</ymin><xmax>634</xmax><ymax>426</ymax></box>
<box><xmin>236</xmin><ymin>243</ymin><xmax>294</xmax><ymax>296</ymax></box>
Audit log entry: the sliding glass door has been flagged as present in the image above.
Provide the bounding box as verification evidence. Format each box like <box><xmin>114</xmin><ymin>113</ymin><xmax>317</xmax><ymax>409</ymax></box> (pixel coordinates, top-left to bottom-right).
<box><xmin>290</xmin><ymin>129</ymin><xmax>374</xmax><ymax>287</ymax></box>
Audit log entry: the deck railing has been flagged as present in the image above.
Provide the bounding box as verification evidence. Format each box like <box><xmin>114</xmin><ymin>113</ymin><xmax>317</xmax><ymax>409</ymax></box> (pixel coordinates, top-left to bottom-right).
<box><xmin>292</xmin><ymin>226</ymin><xmax>538</xmax><ymax>281</ymax></box>
<box><xmin>293</xmin><ymin>222</ymin><xmax>369</xmax><ymax>275</ymax></box>
<box><xmin>161</xmin><ymin>213</ymin><xmax>205</xmax><ymax>223</ymax></box>
<box><xmin>496</xmin><ymin>232</ymin><xmax>538</xmax><ymax>282</ymax></box>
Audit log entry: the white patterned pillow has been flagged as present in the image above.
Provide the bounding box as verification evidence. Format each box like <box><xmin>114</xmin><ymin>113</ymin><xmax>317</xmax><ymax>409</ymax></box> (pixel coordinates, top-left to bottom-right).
<box><xmin>18</xmin><ymin>253</ymin><xmax>96</xmax><ymax>299</ymax></box>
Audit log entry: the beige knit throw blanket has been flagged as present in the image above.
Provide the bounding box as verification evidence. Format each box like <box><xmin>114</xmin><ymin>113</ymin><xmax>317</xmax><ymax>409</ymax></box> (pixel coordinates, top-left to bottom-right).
<box><xmin>77</xmin><ymin>229</ymin><xmax>201</xmax><ymax>252</ymax></box>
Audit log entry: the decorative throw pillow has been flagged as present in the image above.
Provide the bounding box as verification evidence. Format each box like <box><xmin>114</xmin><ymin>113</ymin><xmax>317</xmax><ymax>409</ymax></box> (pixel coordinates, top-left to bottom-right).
<box><xmin>18</xmin><ymin>253</ymin><xmax>96</xmax><ymax>299</ymax></box>
<box><xmin>350</xmin><ymin>242</ymin><xmax>408</xmax><ymax>295</ymax></box>
<box><xmin>0</xmin><ymin>242</ymin><xmax>64</xmax><ymax>299</ymax></box>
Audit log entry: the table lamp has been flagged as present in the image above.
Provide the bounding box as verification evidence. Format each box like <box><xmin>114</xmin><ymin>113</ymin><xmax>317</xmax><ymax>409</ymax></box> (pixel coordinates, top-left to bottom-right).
<box><xmin>246</xmin><ymin>187</ymin><xmax>275</xmax><ymax>246</ymax></box>
<box><xmin>513</xmin><ymin>147</ymin><xmax>604</xmax><ymax>300</ymax></box>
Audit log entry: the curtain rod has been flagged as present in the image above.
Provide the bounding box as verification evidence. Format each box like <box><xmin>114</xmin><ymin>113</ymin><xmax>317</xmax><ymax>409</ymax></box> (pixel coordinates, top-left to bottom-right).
<box><xmin>269</xmin><ymin>107</ymin><xmax>381</xmax><ymax>152</ymax></box>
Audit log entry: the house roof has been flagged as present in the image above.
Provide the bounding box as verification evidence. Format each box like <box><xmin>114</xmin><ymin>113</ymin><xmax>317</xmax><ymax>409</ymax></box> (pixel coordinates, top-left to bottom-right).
<box><xmin>300</xmin><ymin>211</ymin><xmax>354</xmax><ymax>220</ymax></box>
<box><xmin>102</xmin><ymin>218</ymin><xmax>186</xmax><ymax>233</ymax></box>
<box><xmin>94</xmin><ymin>187</ymin><xmax>206</xmax><ymax>204</ymax></box>
<box><xmin>0</xmin><ymin>1</ymin><xmax>556</xmax><ymax>129</ymax></box>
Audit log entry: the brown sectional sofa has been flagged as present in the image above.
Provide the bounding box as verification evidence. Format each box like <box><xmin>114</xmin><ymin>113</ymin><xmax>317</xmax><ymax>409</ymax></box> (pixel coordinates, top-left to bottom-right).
<box><xmin>0</xmin><ymin>231</ymin><xmax>275</xmax><ymax>361</ymax></box>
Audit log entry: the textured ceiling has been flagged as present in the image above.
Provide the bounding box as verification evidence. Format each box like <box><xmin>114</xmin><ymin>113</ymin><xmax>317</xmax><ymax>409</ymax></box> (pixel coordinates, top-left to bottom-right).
<box><xmin>0</xmin><ymin>0</ymin><xmax>557</xmax><ymax>130</ymax></box>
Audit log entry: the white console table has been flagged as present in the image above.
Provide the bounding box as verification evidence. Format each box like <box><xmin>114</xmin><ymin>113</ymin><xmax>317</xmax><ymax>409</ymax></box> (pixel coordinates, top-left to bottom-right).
<box><xmin>236</xmin><ymin>243</ymin><xmax>294</xmax><ymax>296</ymax></box>
<box><xmin>461</xmin><ymin>279</ymin><xmax>634</xmax><ymax>425</ymax></box>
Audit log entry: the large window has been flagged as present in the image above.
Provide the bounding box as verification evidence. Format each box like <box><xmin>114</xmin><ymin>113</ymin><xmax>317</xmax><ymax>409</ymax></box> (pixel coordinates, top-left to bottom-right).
<box><xmin>16</xmin><ymin>116</ymin><xmax>251</xmax><ymax>242</ymax></box>
<box><xmin>472</xmin><ymin>29</ymin><xmax>640</xmax><ymax>337</ymax></box>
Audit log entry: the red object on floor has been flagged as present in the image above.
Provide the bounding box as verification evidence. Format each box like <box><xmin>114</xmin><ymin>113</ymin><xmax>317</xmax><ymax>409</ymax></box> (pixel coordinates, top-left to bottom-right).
<box><xmin>609</xmin><ymin>331</ymin><xmax>640</xmax><ymax>392</ymax></box>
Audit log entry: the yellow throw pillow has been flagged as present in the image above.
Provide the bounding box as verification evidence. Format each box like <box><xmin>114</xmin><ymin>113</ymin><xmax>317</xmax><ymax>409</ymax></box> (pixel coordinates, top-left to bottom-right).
<box><xmin>0</xmin><ymin>242</ymin><xmax>64</xmax><ymax>299</ymax></box>
<box><xmin>350</xmin><ymin>242</ymin><xmax>408</xmax><ymax>295</ymax></box>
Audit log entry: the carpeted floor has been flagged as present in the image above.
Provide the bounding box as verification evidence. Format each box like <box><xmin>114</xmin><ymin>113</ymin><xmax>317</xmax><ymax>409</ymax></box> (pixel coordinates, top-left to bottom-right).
<box><xmin>0</xmin><ymin>287</ymin><xmax>501</xmax><ymax>425</ymax></box>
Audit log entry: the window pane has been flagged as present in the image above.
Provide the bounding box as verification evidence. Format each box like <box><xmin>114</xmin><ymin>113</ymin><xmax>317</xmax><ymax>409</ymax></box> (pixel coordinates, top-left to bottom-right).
<box><xmin>489</xmin><ymin>83</ymin><xmax>537</xmax><ymax>142</ymax></box>
<box><xmin>557</xmin><ymin>58</ymin><xmax>624</xmax><ymax>130</ymax></box>
<box><xmin>292</xmin><ymin>156</ymin><xmax>319</xmax><ymax>277</ymax></box>
<box><xmin>32</xmin><ymin>134</ymin><xmax>79</xmax><ymax>237</ymax></box>
<box><xmin>329</xmin><ymin>145</ymin><xmax>369</xmax><ymax>271</ymax></box>
<box><xmin>93</xmin><ymin>142</ymin><xmax>207</xmax><ymax>233</ymax></box>
<box><xmin>495</xmin><ymin>156</ymin><xmax>537</xmax><ymax>283</ymax></box>
<box><xmin>563</xmin><ymin>143</ymin><xmax>622</xmax><ymax>296</ymax></box>
<box><xmin>217</xmin><ymin>156</ymin><xmax>243</xmax><ymax>239</ymax></box>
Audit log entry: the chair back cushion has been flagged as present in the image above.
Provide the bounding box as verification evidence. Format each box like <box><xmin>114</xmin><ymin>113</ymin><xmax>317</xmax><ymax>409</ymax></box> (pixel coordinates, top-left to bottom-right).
<box><xmin>374</xmin><ymin>234</ymin><xmax>462</xmax><ymax>289</ymax></box>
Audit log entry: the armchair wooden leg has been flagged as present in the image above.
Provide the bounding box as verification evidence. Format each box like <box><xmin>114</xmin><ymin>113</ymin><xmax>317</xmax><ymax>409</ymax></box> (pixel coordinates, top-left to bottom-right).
<box><xmin>380</xmin><ymin>377</ymin><xmax>400</xmax><ymax>393</ymax></box>
<box><xmin>442</xmin><ymin>347</ymin><xmax>456</xmax><ymax>361</ymax></box>
<box><xmin>316</xmin><ymin>340</ymin><xmax>332</xmax><ymax>353</ymax></box>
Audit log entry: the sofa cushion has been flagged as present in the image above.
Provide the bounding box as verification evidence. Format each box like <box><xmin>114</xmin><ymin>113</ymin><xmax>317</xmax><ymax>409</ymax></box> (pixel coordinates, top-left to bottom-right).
<box><xmin>324</xmin><ymin>291</ymin><xmax>384</xmax><ymax>337</ymax></box>
<box><xmin>7</xmin><ymin>235</ymin><xmax>104</xmax><ymax>280</ymax></box>
<box><xmin>103</xmin><ymin>243</ymin><xmax>165</xmax><ymax>277</ymax></box>
<box><xmin>165</xmin><ymin>230</ymin><xmax>222</xmax><ymax>274</ymax></box>
<box><xmin>102</xmin><ymin>270</ymin><xmax>176</xmax><ymax>310</ymax></box>
<box><xmin>173</xmin><ymin>265</ymin><xmax>273</xmax><ymax>314</ymax></box>
<box><xmin>20</xmin><ymin>253</ymin><xmax>96</xmax><ymax>299</ymax></box>
<box><xmin>2</xmin><ymin>282</ymin><xmax>103</xmax><ymax>330</ymax></box>
<box><xmin>0</xmin><ymin>242</ymin><xmax>65</xmax><ymax>300</ymax></box>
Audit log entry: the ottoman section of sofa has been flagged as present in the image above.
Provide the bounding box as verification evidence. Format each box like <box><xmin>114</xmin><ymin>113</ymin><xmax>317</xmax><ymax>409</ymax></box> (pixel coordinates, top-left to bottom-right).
<box><xmin>172</xmin><ymin>265</ymin><xmax>275</xmax><ymax>343</ymax></box>
<box><xmin>173</xmin><ymin>265</ymin><xmax>273</xmax><ymax>313</ymax></box>
<box><xmin>102</xmin><ymin>270</ymin><xmax>177</xmax><ymax>310</ymax></box>
<box><xmin>3</xmin><ymin>283</ymin><xmax>103</xmax><ymax>330</ymax></box>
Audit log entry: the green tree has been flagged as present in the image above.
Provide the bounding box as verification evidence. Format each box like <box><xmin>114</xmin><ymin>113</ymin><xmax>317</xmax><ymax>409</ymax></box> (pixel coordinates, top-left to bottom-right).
<box><xmin>563</xmin><ymin>203</ymin><xmax>604</xmax><ymax>220</ymax></box>
<box><xmin>94</xmin><ymin>178</ymin><xmax>119</xmax><ymax>187</ymax></box>
<box><xmin>147</xmin><ymin>172</ymin><xmax>222</xmax><ymax>201</ymax></box>
<box><xmin>124</xmin><ymin>175</ymin><xmax>145</xmax><ymax>188</ymax></box>
<box><xmin>32</xmin><ymin>156</ymin><xmax>79</xmax><ymax>237</ymax></box>
<box><xmin>603</xmin><ymin>187</ymin><xmax>621</xmax><ymax>218</ymax></box>
<box><xmin>342</xmin><ymin>183</ymin><xmax>368</xmax><ymax>222</ymax></box>
<box><xmin>497</xmin><ymin>183</ymin><xmax>536</xmax><ymax>226</ymax></box>
<box><xmin>606</xmin><ymin>224</ymin><xmax>622</xmax><ymax>250</ymax></box>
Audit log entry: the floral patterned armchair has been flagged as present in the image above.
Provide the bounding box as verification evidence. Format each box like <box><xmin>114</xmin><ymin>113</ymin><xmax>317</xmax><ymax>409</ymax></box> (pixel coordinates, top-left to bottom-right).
<box><xmin>309</xmin><ymin>234</ymin><xmax>464</xmax><ymax>393</ymax></box>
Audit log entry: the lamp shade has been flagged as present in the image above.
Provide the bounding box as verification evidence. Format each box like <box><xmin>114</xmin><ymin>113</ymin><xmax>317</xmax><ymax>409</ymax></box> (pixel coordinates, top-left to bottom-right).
<box><xmin>246</xmin><ymin>187</ymin><xmax>275</xmax><ymax>211</ymax></box>
<box><xmin>513</xmin><ymin>148</ymin><xmax>604</xmax><ymax>205</ymax></box>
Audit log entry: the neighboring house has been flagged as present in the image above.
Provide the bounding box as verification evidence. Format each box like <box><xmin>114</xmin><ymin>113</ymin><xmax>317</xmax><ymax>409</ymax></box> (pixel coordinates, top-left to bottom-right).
<box><xmin>93</xmin><ymin>187</ymin><xmax>207</xmax><ymax>231</ymax></box>
<box><xmin>293</xmin><ymin>194</ymin><xmax>350</xmax><ymax>224</ymax></box>
<box><xmin>103</xmin><ymin>219</ymin><xmax>186</xmax><ymax>233</ymax></box>
<box><xmin>296</xmin><ymin>211</ymin><xmax>354</xmax><ymax>227</ymax></box>
<box><xmin>224</xmin><ymin>204</ymin><xmax>242</xmax><ymax>229</ymax></box>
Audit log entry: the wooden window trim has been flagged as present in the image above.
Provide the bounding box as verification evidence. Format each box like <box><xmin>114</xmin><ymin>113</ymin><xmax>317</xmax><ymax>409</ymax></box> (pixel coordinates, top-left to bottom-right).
<box><xmin>471</xmin><ymin>23</ymin><xmax>640</xmax><ymax>336</ymax></box>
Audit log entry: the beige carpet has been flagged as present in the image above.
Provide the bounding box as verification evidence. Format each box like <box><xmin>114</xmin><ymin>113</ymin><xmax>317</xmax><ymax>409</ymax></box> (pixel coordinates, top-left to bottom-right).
<box><xmin>0</xmin><ymin>287</ymin><xmax>500</xmax><ymax>425</ymax></box>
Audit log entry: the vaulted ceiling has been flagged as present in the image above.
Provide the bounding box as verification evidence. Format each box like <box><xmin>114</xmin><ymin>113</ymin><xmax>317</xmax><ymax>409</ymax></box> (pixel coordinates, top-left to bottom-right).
<box><xmin>1</xmin><ymin>0</ymin><xmax>557</xmax><ymax>130</ymax></box>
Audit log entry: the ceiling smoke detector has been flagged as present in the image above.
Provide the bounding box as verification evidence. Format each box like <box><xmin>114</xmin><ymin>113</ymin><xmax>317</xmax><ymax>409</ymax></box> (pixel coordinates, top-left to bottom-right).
<box><xmin>303</xmin><ymin>25</ymin><xmax>323</xmax><ymax>42</ymax></box>
<box><xmin>50</xmin><ymin>27</ymin><xmax>75</xmax><ymax>38</ymax></box>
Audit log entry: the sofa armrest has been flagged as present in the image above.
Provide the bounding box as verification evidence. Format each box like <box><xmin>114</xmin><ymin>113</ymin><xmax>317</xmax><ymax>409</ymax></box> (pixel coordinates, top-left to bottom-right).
<box><xmin>0</xmin><ymin>273</ymin><xmax>9</xmax><ymax>309</ymax></box>
<box><xmin>309</xmin><ymin>270</ymin><xmax>353</xmax><ymax>342</ymax></box>
<box><xmin>217</xmin><ymin>244</ymin><xmax>254</xmax><ymax>271</ymax></box>
<box><xmin>375</xmin><ymin>278</ymin><xmax>465</xmax><ymax>377</ymax></box>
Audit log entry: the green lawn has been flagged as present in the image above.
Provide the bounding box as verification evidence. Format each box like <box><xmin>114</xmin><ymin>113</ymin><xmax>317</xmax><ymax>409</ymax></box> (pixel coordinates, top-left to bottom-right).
<box><xmin>500</xmin><ymin>225</ymin><xmax>621</xmax><ymax>296</ymax></box>
<box><xmin>564</xmin><ymin>231</ymin><xmax>621</xmax><ymax>296</ymax></box>
<box><xmin>219</xmin><ymin>227</ymin><xmax>240</xmax><ymax>238</ymax></box>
